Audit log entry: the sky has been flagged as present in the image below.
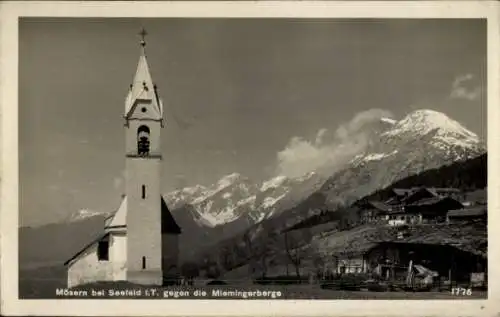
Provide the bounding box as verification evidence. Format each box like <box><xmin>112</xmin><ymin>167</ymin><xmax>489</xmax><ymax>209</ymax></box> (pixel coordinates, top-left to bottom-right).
<box><xmin>19</xmin><ymin>18</ymin><xmax>486</xmax><ymax>227</ymax></box>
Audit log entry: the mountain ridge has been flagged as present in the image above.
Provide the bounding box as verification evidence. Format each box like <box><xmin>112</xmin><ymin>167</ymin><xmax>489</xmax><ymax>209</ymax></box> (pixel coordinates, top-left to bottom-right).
<box><xmin>19</xmin><ymin>108</ymin><xmax>486</xmax><ymax>267</ymax></box>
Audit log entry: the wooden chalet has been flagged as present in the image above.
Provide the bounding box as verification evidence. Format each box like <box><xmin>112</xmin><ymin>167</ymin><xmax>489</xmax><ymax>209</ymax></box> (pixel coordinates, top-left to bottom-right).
<box><xmin>358</xmin><ymin>187</ymin><xmax>464</xmax><ymax>226</ymax></box>
<box><xmin>363</xmin><ymin>241</ymin><xmax>486</xmax><ymax>284</ymax></box>
<box><xmin>356</xmin><ymin>201</ymin><xmax>396</xmax><ymax>223</ymax></box>
<box><xmin>329</xmin><ymin>241</ymin><xmax>486</xmax><ymax>286</ymax></box>
<box><xmin>404</xmin><ymin>196</ymin><xmax>464</xmax><ymax>223</ymax></box>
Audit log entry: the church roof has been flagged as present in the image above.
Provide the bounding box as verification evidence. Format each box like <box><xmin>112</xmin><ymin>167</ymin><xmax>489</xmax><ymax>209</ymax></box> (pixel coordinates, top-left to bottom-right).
<box><xmin>161</xmin><ymin>196</ymin><xmax>182</xmax><ymax>234</ymax></box>
<box><xmin>104</xmin><ymin>195</ymin><xmax>127</xmax><ymax>232</ymax></box>
<box><xmin>64</xmin><ymin>232</ymin><xmax>109</xmax><ymax>266</ymax></box>
<box><xmin>64</xmin><ymin>195</ymin><xmax>181</xmax><ymax>266</ymax></box>
<box><xmin>103</xmin><ymin>195</ymin><xmax>181</xmax><ymax>234</ymax></box>
<box><xmin>124</xmin><ymin>37</ymin><xmax>163</xmax><ymax>119</ymax></box>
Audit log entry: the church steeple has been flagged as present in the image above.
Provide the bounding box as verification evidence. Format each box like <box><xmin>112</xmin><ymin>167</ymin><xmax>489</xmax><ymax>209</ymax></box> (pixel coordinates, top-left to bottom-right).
<box><xmin>124</xmin><ymin>28</ymin><xmax>163</xmax><ymax>121</ymax></box>
<box><xmin>63</xmin><ymin>27</ymin><xmax>180</xmax><ymax>289</ymax></box>
<box><xmin>123</xmin><ymin>28</ymin><xmax>167</xmax><ymax>286</ymax></box>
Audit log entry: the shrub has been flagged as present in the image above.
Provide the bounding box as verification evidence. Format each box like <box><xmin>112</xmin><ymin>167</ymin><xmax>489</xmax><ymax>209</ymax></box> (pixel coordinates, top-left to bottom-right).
<box><xmin>320</xmin><ymin>281</ymin><xmax>341</xmax><ymax>290</ymax></box>
<box><xmin>365</xmin><ymin>279</ymin><xmax>389</xmax><ymax>292</ymax></box>
<box><xmin>338</xmin><ymin>274</ymin><xmax>367</xmax><ymax>291</ymax></box>
<box><xmin>254</xmin><ymin>275</ymin><xmax>306</xmax><ymax>285</ymax></box>
<box><xmin>206</xmin><ymin>280</ymin><xmax>227</xmax><ymax>285</ymax></box>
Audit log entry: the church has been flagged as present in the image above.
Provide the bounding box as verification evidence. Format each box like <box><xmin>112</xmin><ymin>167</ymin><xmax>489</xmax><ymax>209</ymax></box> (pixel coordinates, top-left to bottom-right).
<box><xmin>64</xmin><ymin>30</ymin><xmax>182</xmax><ymax>288</ymax></box>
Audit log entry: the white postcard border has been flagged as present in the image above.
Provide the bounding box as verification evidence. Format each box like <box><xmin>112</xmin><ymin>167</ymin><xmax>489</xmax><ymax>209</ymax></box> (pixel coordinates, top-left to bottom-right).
<box><xmin>1</xmin><ymin>1</ymin><xmax>499</xmax><ymax>316</ymax></box>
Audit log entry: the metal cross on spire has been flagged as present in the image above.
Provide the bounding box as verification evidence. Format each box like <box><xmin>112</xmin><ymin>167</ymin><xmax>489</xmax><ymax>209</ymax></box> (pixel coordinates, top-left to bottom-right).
<box><xmin>139</xmin><ymin>28</ymin><xmax>147</xmax><ymax>54</ymax></box>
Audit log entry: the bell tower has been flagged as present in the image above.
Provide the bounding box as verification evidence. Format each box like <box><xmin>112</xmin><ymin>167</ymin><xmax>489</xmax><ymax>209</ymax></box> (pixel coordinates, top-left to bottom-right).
<box><xmin>124</xmin><ymin>28</ymin><xmax>165</xmax><ymax>285</ymax></box>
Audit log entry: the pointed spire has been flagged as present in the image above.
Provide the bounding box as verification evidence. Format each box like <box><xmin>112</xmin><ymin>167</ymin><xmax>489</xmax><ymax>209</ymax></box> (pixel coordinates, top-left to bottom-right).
<box><xmin>124</xmin><ymin>28</ymin><xmax>163</xmax><ymax>119</ymax></box>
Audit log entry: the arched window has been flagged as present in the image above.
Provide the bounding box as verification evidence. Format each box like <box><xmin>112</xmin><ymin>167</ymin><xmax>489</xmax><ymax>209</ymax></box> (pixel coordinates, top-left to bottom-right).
<box><xmin>137</xmin><ymin>125</ymin><xmax>150</xmax><ymax>156</ymax></box>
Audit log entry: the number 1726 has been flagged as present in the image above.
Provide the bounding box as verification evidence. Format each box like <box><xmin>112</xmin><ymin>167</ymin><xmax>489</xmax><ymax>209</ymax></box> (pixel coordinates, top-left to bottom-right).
<box><xmin>451</xmin><ymin>287</ymin><xmax>472</xmax><ymax>296</ymax></box>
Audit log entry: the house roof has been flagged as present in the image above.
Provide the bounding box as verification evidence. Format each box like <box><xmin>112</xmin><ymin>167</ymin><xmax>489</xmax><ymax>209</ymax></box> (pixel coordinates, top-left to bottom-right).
<box><xmin>431</xmin><ymin>188</ymin><xmax>461</xmax><ymax>194</ymax></box>
<box><xmin>367</xmin><ymin>201</ymin><xmax>393</xmax><ymax>212</ymax></box>
<box><xmin>407</xmin><ymin>196</ymin><xmax>462</xmax><ymax>207</ymax></box>
<box><xmin>394</xmin><ymin>187</ymin><xmax>460</xmax><ymax>203</ymax></box>
<box><xmin>384</xmin><ymin>196</ymin><xmax>398</xmax><ymax>204</ymax></box>
<box><xmin>393</xmin><ymin>187</ymin><xmax>459</xmax><ymax>195</ymax></box>
<box><xmin>398</xmin><ymin>187</ymin><xmax>438</xmax><ymax>203</ymax></box>
<box><xmin>335</xmin><ymin>242</ymin><xmax>379</xmax><ymax>257</ymax></box>
<box><xmin>332</xmin><ymin>235</ymin><xmax>486</xmax><ymax>259</ymax></box>
<box><xmin>357</xmin><ymin>200</ymin><xmax>397</xmax><ymax>212</ymax></box>
<box><xmin>407</xmin><ymin>196</ymin><xmax>442</xmax><ymax>206</ymax></box>
<box><xmin>447</xmin><ymin>207</ymin><xmax>487</xmax><ymax>217</ymax></box>
<box><xmin>392</xmin><ymin>188</ymin><xmax>415</xmax><ymax>197</ymax></box>
<box><xmin>361</xmin><ymin>201</ymin><xmax>406</xmax><ymax>215</ymax></box>
<box><xmin>365</xmin><ymin>241</ymin><xmax>479</xmax><ymax>257</ymax></box>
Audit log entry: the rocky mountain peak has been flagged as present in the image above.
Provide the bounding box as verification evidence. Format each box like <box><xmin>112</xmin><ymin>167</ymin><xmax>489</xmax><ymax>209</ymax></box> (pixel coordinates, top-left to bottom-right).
<box><xmin>382</xmin><ymin>109</ymin><xmax>480</xmax><ymax>146</ymax></box>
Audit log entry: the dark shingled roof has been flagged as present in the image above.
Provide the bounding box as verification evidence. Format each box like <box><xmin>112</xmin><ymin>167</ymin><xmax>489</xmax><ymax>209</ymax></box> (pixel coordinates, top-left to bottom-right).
<box><xmin>365</xmin><ymin>241</ymin><xmax>482</xmax><ymax>257</ymax></box>
<box><xmin>393</xmin><ymin>187</ymin><xmax>460</xmax><ymax>197</ymax></box>
<box><xmin>392</xmin><ymin>188</ymin><xmax>415</xmax><ymax>196</ymax></box>
<box><xmin>335</xmin><ymin>242</ymin><xmax>379</xmax><ymax>257</ymax></box>
<box><xmin>407</xmin><ymin>196</ymin><xmax>462</xmax><ymax>207</ymax></box>
<box><xmin>367</xmin><ymin>201</ymin><xmax>393</xmax><ymax>212</ymax></box>
<box><xmin>447</xmin><ymin>207</ymin><xmax>487</xmax><ymax>218</ymax></box>
<box><xmin>336</xmin><ymin>240</ymin><xmax>481</xmax><ymax>258</ymax></box>
<box><xmin>363</xmin><ymin>201</ymin><xmax>406</xmax><ymax>215</ymax></box>
<box><xmin>431</xmin><ymin>188</ymin><xmax>461</xmax><ymax>194</ymax></box>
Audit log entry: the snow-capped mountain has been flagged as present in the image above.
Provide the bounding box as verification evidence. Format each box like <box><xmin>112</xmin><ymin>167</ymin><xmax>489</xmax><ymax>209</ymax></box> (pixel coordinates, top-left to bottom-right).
<box><xmin>163</xmin><ymin>170</ymin><xmax>325</xmax><ymax>261</ymax></box>
<box><xmin>380</xmin><ymin>117</ymin><xmax>397</xmax><ymax>125</ymax></box>
<box><xmin>382</xmin><ymin>109</ymin><xmax>481</xmax><ymax>149</ymax></box>
<box><xmin>166</xmin><ymin>171</ymin><xmax>325</xmax><ymax>228</ymax></box>
<box><xmin>322</xmin><ymin>109</ymin><xmax>485</xmax><ymax>206</ymax></box>
<box><xmin>351</xmin><ymin>109</ymin><xmax>483</xmax><ymax>167</ymax></box>
<box><xmin>66</xmin><ymin>209</ymin><xmax>105</xmax><ymax>222</ymax></box>
<box><xmin>167</xmin><ymin>109</ymin><xmax>484</xmax><ymax>230</ymax></box>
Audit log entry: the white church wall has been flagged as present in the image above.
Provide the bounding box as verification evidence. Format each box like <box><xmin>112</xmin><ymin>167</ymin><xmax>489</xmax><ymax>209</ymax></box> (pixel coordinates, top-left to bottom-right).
<box><xmin>67</xmin><ymin>233</ymin><xmax>127</xmax><ymax>288</ymax></box>
<box><xmin>126</xmin><ymin>158</ymin><xmax>162</xmax><ymax>273</ymax></box>
<box><xmin>67</xmin><ymin>242</ymin><xmax>114</xmax><ymax>288</ymax></box>
<box><xmin>110</xmin><ymin>232</ymin><xmax>127</xmax><ymax>281</ymax></box>
<box><xmin>129</xmin><ymin>101</ymin><xmax>161</xmax><ymax>121</ymax></box>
